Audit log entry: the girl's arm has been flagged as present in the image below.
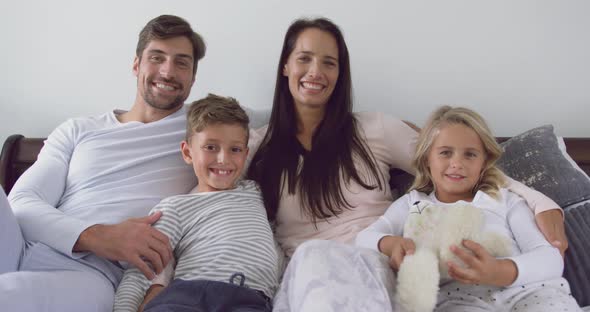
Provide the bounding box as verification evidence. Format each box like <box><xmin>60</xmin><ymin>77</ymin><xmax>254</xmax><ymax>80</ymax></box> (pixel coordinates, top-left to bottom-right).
<box><xmin>377</xmin><ymin>235</ymin><xmax>416</xmax><ymax>271</ymax></box>
<box><xmin>505</xmin><ymin>177</ymin><xmax>567</xmax><ymax>256</ymax></box>
<box><xmin>356</xmin><ymin>194</ymin><xmax>416</xmax><ymax>270</ymax></box>
<box><xmin>447</xmin><ymin>239</ymin><xmax>518</xmax><ymax>287</ymax></box>
<box><xmin>355</xmin><ymin>194</ymin><xmax>412</xmax><ymax>250</ymax></box>
<box><xmin>448</xmin><ymin>193</ymin><xmax>563</xmax><ymax>287</ymax></box>
<box><xmin>504</xmin><ymin>194</ymin><xmax>563</xmax><ymax>286</ymax></box>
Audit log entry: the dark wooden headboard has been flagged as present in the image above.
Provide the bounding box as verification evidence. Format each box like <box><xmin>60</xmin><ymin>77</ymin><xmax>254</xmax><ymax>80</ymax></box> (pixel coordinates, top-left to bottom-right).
<box><xmin>0</xmin><ymin>135</ymin><xmax>45</xmax><ymax>194</ymax></box>
<box><xmin>560</xmin><ymin>138</ymin><xmax>590</xmax><ymax>176</ymax></box>
<box><xmin>2</xmin><ymin>135</ymin><xmax>590</xmax><ymax>195</ymax></box>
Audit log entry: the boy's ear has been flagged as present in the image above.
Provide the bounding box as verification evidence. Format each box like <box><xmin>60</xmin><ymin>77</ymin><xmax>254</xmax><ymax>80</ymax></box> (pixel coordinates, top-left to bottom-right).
<box><xmin>180</xmin><ymin>141</ymin><xmax>193</xmax><ymax>164</ymax></box>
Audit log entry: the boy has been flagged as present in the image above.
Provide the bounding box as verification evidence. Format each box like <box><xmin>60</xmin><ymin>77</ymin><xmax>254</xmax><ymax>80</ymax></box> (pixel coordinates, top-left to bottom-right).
<box><xmin>113</xmin><ymin>94</ymin><xmax>279</xmax><ymax>312</ymax></box>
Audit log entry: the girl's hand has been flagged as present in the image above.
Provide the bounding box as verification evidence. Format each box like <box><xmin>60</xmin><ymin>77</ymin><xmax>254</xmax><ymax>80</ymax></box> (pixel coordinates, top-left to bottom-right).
<box><xmin>447</xmin><ymin>239</ymin><xmax>517</xmax><ymax>287</ymax></box>
<box><xmin>378</xmin><ymin>236</ymin><xmax>416</xmax><ymax>271</ymax></box>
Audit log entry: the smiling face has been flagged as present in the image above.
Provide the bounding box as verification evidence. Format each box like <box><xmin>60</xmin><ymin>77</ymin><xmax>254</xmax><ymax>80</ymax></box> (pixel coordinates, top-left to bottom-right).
<box><xmin>283</xmin><ymin>28</ymin><xmax>339</xmax><ymax>112</ymax></box>
<box><xmin>133</xmin><ymin>36</ymin><xmax>195</xmax><ymax>111</ymax></box>
<box><xmin>181</xmin><ymin>123</ymin><xmax>249</xmax><ymax>193</ymax></box>
<box><xmin>427</xmin><ymin>123</ymin><xmax>487</xmax><ymax>203</ymax></box>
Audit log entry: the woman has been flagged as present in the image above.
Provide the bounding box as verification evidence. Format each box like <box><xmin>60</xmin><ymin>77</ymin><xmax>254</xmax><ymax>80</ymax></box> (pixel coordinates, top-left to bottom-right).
<box><xmin>247</xmin><ymin>17</ymin><xmax>567</xmax><ymax>311</ymax></box>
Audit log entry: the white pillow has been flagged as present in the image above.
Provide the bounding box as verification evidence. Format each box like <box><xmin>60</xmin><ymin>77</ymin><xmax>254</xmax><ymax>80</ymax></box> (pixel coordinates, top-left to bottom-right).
<box><xmin>557</xmin><ymin>136</ymin><xmax>590</xmax><ymax>180</ymax></box>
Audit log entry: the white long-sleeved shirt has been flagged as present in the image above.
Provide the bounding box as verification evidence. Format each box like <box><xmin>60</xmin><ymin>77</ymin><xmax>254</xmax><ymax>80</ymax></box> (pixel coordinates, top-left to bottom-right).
<box><xmin>356</xmin><ymin>188</ymin><xmax>563</xmax><ymax>287</ymax></box>
<box><xmin>114</xmin><ymin>180</ymin><xmax>280</xmax><ymax>312</ymax></box>
<box><xmin>8</xmin><ymin>106</ymin><xmax>196</xmax><ymax>263</ymax></box>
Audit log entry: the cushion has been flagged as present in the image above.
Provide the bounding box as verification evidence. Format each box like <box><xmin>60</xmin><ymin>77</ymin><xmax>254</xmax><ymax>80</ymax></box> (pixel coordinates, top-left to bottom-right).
<box><xmin>563</xmin><ymin>201</ymin><xmax>590</xmax><ymax>307</ymax></box>
<box><xmin>242</xmin><ymin>106</ymin><xmax>271</xmax><ymax>129</ymax></box>
<box><xmin>496</xmin><ymin>125</ymin><xmax>590</xmax><ymax>208</ymax></box>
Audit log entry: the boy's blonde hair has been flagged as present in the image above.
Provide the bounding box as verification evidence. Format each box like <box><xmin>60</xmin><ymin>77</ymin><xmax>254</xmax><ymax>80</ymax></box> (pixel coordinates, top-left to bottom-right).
<box><xmin>409</xmin><ymin>106</ymin><xmax>506</xmax><ymax>199</ymax></box>
<box><xmin>185</xmin><ymin>93</ymin><xmax>250</xmax><ymax>142</ymax></box>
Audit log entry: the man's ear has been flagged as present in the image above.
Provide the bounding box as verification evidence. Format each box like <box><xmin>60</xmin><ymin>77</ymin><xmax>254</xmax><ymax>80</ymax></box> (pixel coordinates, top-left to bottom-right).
<box><xmin>132</xmin><ymin>56</ymin><xmax>140</xmax><ymax>77</ymax></box>
<box><xmin>180</xmin><ymin>140</ymin><xmax>193</xmax><ymax>164</ymax></box>
<box><xmin>191</xmin><ymin>63</ymin><xmax>198</xmax><ymax>85</ymax></box>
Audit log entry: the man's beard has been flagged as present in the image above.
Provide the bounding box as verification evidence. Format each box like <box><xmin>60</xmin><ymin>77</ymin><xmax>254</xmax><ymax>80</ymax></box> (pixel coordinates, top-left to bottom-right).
<box><xmin>142</xmin><ymin>78</ymin><xmax>187</xmax><ymax>111</ymax></box>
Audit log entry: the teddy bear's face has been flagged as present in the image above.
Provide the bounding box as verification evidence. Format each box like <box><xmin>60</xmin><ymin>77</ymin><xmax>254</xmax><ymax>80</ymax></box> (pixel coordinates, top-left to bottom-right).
<box><xmin>403</xmin><ymin>201</ymin><xmax>443</xmax><ymax>250</ymax></box>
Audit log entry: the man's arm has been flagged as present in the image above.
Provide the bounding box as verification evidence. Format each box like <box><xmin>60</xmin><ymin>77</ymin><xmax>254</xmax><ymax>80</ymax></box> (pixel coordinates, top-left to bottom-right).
<box><xmin>8</xmin><ymin>120</ymin><xmax>92</xmax><ymax>257</ymax></box>
<box><xmin>8</xmin><ymin>119</ymin><xmax>173</xmax><ymax>277</ymax></box>
<box><xmin>73</xmin><ymin>211</ymin><xmax>172</xmax><ymax>279</ymax></box>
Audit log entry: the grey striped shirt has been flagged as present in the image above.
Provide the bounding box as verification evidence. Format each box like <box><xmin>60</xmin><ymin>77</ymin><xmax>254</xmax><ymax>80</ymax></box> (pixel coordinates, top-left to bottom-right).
<box><xmin>114</xmin><ymin>180</ymin><xmax>279</xmax><ymax>312</ymax></box>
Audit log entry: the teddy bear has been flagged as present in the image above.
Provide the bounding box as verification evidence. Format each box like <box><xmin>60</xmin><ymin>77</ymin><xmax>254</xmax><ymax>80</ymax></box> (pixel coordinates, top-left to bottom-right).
<box><xmin>395</xmin><ymin>200</ymin><xmax>512</xmax><ymax>312</ymax></box>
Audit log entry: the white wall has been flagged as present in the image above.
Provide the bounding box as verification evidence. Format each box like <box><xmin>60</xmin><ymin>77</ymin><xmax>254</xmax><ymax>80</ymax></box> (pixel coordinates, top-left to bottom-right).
<box><xmin>1</xmin><ymin>0</ymin><xmax>589</xmax><ymax>146</ymax></box>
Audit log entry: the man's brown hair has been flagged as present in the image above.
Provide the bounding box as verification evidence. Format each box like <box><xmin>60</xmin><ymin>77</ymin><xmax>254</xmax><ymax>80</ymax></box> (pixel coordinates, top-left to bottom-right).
<box><xmin>136</xmin><ymin>15</ymin><xmax>206</xmax><ymax>76</ymax></box>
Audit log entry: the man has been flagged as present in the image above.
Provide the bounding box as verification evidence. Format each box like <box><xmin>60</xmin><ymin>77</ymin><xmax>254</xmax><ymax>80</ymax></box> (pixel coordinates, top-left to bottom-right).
<box><xmin>0</xmin><ymin>15</ymin><xmax>205</xmax><ymax>312</ymax></box>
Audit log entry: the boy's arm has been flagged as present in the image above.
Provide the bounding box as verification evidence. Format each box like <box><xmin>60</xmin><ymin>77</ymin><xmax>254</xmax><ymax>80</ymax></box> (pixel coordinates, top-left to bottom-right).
<box><xmin>113</xmin><ymin>267</ymin><xmax>152</xmax><ymax>312</ymax></box>
<box><xmin>138</xmin><ymin>285</ymin><xmax>165</xmax><ymax>312</ymax></box>
<box><xmin>150</xmin><ymin>257</ymin><xmax>176</xmax><ymax>287</ymax></box>
<box><xmin>113</xmin><ymin>201</ymin><xmax>183</xmax><ymax>312</ymax></box>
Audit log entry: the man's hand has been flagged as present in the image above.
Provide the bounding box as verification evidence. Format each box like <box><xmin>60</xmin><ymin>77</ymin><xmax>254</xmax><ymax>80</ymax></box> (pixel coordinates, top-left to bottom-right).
<box><xmin>378</xmin><ymin>236</ymin><xmax>416</xmax><ymax>271</ymax></box>
<box><xmin>447</xmin><ymin>240</ymin><xmax>517</xmax><ymax>287</ymax></box>
<box><xmin>535</xmin><ymin>209</ymin><xmax>568</xmax><ymax>257</ymax></box>
<box><xmin>74</xmin><ymin>211</ymin><xmax>173</xmax><ymax>279</ymax></box>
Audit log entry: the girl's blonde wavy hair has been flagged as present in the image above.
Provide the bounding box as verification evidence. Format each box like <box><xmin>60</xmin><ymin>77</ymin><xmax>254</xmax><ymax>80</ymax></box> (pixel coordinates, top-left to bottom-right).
<box><xmin>409</xmin><ymin>106</ymin><xmax>506</xmax><ymax>199</ymax></box>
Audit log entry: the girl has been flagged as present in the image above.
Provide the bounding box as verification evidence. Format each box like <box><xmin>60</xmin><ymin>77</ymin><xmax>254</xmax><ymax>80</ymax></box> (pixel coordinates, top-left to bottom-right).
<box><xmin>357</xmin><ymin>106</ymin><xmax>580</xmax><ymax>311</ymax></box>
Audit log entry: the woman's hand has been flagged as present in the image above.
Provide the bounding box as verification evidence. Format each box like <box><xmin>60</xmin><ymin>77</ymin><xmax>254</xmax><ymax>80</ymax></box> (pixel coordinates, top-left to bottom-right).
<box><xmin>447</xmin><ymin>239</ymin><xmax>517</xmax><ymax>287</ymax></box>
<box><xmin>378</xmin><ymin>236</ymin><xmax>416</xmax><ymax>271</ymax></box>
<box><xmin>535</xmin><ymin>209</ymin><xmax>568</xmax><ymax>257</ymax></box>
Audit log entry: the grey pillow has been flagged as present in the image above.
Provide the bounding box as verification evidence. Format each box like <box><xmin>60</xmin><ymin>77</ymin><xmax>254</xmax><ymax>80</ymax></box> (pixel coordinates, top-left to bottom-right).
<box><xmin>563</xmin><ymin>201</ymin><xmax>590</xmax><ymax>307</ymax></box>
<box><xmin>496</xmin><ymin>125</ymin><xmax>590</xmax><ymax>208</ymax></box>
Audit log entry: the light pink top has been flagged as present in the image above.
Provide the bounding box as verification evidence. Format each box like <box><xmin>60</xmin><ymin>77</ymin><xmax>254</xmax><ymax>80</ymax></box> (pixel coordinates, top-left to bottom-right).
<box><xmin>251</xmin><ymin>112</ymin><xmax>417</xmax><ymax>256</ymax></box>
